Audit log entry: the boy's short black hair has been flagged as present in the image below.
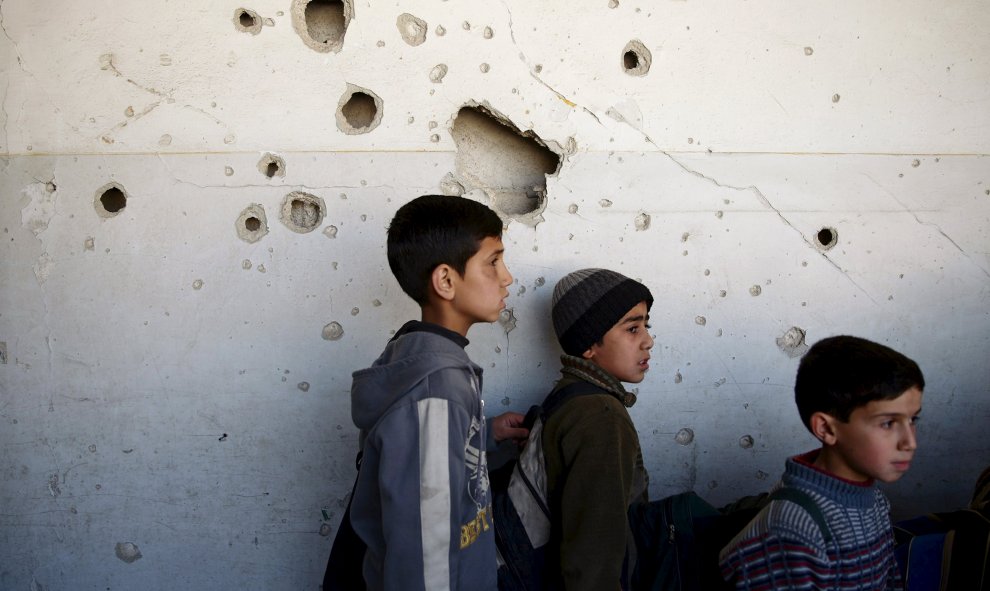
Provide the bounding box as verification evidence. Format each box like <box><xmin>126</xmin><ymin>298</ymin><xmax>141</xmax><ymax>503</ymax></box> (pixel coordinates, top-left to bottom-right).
<box><xmin>795</xmin><ymin>335</ymin><xmax>924</xmax><ymax>430</ymax></box>
<box><xmin>387</xmin><ymin>194</ymin><xmax>503</xmax><ymax>305</ymax></box>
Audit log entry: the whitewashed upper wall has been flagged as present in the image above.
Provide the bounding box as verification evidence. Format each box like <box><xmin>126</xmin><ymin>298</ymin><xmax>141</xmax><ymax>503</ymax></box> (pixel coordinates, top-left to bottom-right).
<box><xmin>1</xmin><ymin>1</ymin><xmax>988</xmax><ymax>590</ymax></box>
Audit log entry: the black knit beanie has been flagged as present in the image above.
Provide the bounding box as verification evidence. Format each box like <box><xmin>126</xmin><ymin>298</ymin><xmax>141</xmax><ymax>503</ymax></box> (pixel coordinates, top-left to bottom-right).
<box><xmin>551</xmin><ymin>268</ymin><xmax>654</xmax><ymax>356</ymax></box>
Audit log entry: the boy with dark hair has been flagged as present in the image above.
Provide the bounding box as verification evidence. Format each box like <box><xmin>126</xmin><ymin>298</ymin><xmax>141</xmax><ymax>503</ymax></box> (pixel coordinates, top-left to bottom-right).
<box><xmin>720</xmin><ymin>335</ymin><xmax>925</xmax><ymax>590</ymax></box>
<box><xmin>543</xmin><ymin>268</ymin><xmax>655</xmax><ymax>590</ymax></box>
<box><xmin>348</xmin><ymin>195</ymin><xmax>528</xmax><ymax>591</ymax></box>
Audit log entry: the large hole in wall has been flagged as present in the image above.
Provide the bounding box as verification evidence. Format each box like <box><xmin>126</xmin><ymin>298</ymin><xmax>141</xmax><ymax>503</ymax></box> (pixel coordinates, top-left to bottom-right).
<box><xmin>94</xmin><ymin>182</ymin><xmax>128</xmax><ymax>218</ymax></box>
<box><xmin>815</xmin><ymin>226</ymin><xmax>838</xmax><ymax>251</ymax></box>
<box><xmin>450</xmin><ymin>106</ymin><xmax>561</xmax><ymax>224</ymax></box>
<box><xmin>236</xmin><ymin>204</ymin><xmax>269</xmax><ymax>243</ymax></box>
<box><xmin>280</xmin><ymin>191</ymin><xmax>326</xmax><ymax>233</ymax></box>
<box><xmin>291</xmin><ymin>0</ymin><xmax>350</xmax><ymax>53</ymax></box>
<box><xmin>336</xmin><ymin>84</ymin><xmax>383</xmax><ymax>135</ymax></box>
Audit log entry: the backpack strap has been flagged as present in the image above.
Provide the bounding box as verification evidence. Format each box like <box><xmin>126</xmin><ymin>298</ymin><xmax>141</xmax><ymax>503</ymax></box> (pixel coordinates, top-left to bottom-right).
<box><xmin>768</xmin><ymin>487</ymin><xmax>834</xmax><ymax>544</ymax></box>
<box><xmin>540</xmin><ymin>380</ymin><xmax>608</xmax><ymax>421</ymax></box>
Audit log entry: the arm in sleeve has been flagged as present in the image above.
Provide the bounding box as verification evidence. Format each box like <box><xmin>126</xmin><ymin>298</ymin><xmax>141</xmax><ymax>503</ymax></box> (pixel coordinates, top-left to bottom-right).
<box><xmin>375</xmin><ymin>395</ymin><xmax>475</xmax><ymax>591</ymax></box>
<box><xmin>556</xmin><ymin>401</ymin><xmax>639</xmax><ymax>591</ymax></box>
<box><xmin>719</xmin><ymin>527</ymin><xmax>831</xmax><ymax>591</ymax></box>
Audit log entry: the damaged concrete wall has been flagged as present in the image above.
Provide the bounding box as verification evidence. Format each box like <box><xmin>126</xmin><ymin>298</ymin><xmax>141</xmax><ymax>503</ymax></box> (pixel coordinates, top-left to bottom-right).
<box><xmin>1</xmin><ymin>0</ymin><xmax>988</xmax><ymax>588</ymax></box>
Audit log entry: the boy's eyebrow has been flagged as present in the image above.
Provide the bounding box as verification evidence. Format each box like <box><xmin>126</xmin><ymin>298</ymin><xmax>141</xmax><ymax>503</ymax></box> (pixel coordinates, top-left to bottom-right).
<box><xmin>869</xmin><ymin>406</ymin><xmax>923</xmax><ymax>418</ymax></box>
<box><xmin>621</xmin><ymin>314</ymin><xmax>648</xmax><ymax>324</ymax></box>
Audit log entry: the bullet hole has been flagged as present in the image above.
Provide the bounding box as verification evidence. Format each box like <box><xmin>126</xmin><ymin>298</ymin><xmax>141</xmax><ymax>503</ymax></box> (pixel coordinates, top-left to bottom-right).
<box><xmin>451</xmin><ymin>105</ymin><xmax>562</xmax><ymax>225</ymax></box>
<box><xmin>115</xmin><ymin>542</ymin><xmax>142</xmax><ymax>563</ymax></box>
<box><xmin>440</xmin><ymin>173</ymin><xmax>466</xmax><ymax>196</ymax></box>
<box><xmin>280</xmin><ymin>192</ymin><xmax>325</xmax><ymax>233</ymax></box>
<box><xmin>480</xmin><ymin>63</ymin><xmax>490</xmax><ymax>73</ymax></box>
<box><xmin>499</xmin><ymin>308</ymin><xmax>517</xmax><ymax>334</ymax></box>
<box><xmin>599</xmin><ymin>199</ymin><xmax>613</xmax><ymax>208</ymax></box>
<box><xmin>815</xmin><ymin>226</ymin><xmax>838</xmax><ymax>250</ymax></box>
<box><xmin>372</xmin><ymin>299</ymin><xmax>382</xmax><ymax>307</ymax></box>
<box><xmin>534</xmin><ymin>277</ymin><xmax>545</xmax><ymax>287</ymax></box>
<box><xmin>322</xmin><ymin>322</ymin><xmax>344</xmax><ymax>340</ymax></box>
<box><xmin>89</xmin><ymin>444</ymin><xmax>97</xmax><ymax>453</ymax></box>
<box><xmin>436</xmin><ymin>25</ymin><xmax>446</xmax><ymax>36</ymax></box>
<box><xmin>323</xmin><ymin>225</ymin><xmax>338</xmax><ymax>238</ymax></box>
<box><xmin>776</xmin><ymin>326</ymin><xmax>809</xmax><ymax>358</ymax></box>
<box><xmin>258</xmin><ymin>153</ymin><xmax>285</xmax><ymax>179</ymax></box>
<box><xmin>501</xmin><ymin>396</ymin><xmax>512</xmax><ymax>406</ymax></box>
<box><xmin>568</xmin><ymin>204</ymin><xmax>578</xmax><ymax>214</ymax></box>
<box><xmin>756</xmin><ymin>470</ymin><xmax>770</xmax><ymax>480</ymax></box>
<box><xmin>832</xmin><ymin>93</ymin><xmax>841</xmax><ymax>103</ymax></box>
<box><xmin>483</xmin><ymin>26</ymin><xmax>494</xmax><ymax>39</ymax></box>
<box><xmin>621</xmin><ymin>40</ymin><xmax>651</xmax><ymax>76</ymax></box>
<box><xmin>715</xmin><ymin>210</ymin><xmax>724</xmax><ymax>219</ymax></box>
<box><xmin>608</xmin><ymin>0</ymin><xmax>619</xmax><ymax>7</ymax></box>
<box><xmin>718</xmin><ymin>290</ymin><xmax>727</xmax><ymax>298</ymax></box>
<box><xmin>396</xmin><ymin>13</ymin><xmax>427</xmax><ymax>46</ymax></box>
<box><xmin>94</xmin><ymin>183</ymin><xmax>128</xmax><ymax>218</ymax></box>
<box><xmin>674</xmin><ymin>371</ymin><xmax>682</xmax><ymax>384</ymax></box>
<box><xmin>674</xmin><ymin>428</ymin><xmax>694</xmax><ymax>445</ymax></box>
<box><xmin>430</xmin><ymin>134</ymin><xmax>440</xmax><ymax>143</ymax></box>
<box><xmin>224</xmin><ymin>166</ymin><xmax>235</xmax><ymax>177</ymax></box>
<box><xmin>0</xmin><ymin>342</ymin><xmax>6</xmax><ymax>364</ymax></box>
<box><xmin>192</xmin><ymin>279</ymin><xmax>204</xmax><ymax>290</ymax></box>
<box><xmin>124</xmin><ymin>106</ymin><xmax>134</xmax><ymax>118</ymax></box>
<box><xmin>911</xmin><ymin>159</ymin><xmax>921</xmax><ymax>168</ymax></box>
<box><xmin>749</xmin><ymin>285</ymin><xmax>762</xmax><ymax>296</ymax></box>
<box><xmin>291</xmin><ymin>0</ymin><xmax>351</xmax><ymax>53</ymax></box>
<box><xmin>350</xmin><ymin>307</ymin><xmax>360</xmax><ymax>316</ymax></box>
<box><xmin>219</xmin><ymin>433</ymin><xmax>228</xmax><ymax>441</ymax></box>
<box><xmin>234</xmin><ymin>8</ymin><xmax>262</xmax><ymax>35</ymax></box>
<box><xmin>298</xmin><ymin>382</ymin><xmax>310</xmax><ymax>392</ymax></box>
<box><xmin>714</xmin><ymin>377</ymin><xmax>727</xmax><ymax>388</ymax></box>
<box><xmin>462</xmin><ymin>21</ymin><xmax>471</xmax><ymax>30</ymax></box>
<box><xmin>236</xmin><ymin>204</ymin><xmax>269</xmax><ymax>243</ymax></box>
<box><xmin>319</xmin><ymin>523</ymin><xmax>333</xmax><ymax>536</ymax></box>
<box><xmin>429</xmin><ymin>64</ymin><xmax>448</xmax><ymax>83</ymax></box>
<box><xmin>84</xmin><ymin>237</ymin><xmax>95</xmax><ymax>251</ymax></box>
<box><xmin>242</xmin><ymin>259</ymin><xmax>252</xmax><ymax>270</ymax></box>
<box><xmin>739</xmin><ymin>435</ymin><xmax>754</xmax><ymax>449</ymax></box>
<box><xmin>634</xmin><ymin>212</ymin><xmax>651</xmax><ymax>231</ymax></box>
<box><xmin>804</xmin><ymin>46</ymin><xmax>814</xmax><ymax>56</ymax></box>
<box><xmin>336</xmin><ymin>85</ymin><xmax>383</xmax><ymax>135</ymax></box>
<box><xmin>695</xmin><ymin>316</ymin><xmax>706</xmax><ymax>326</ymax></box>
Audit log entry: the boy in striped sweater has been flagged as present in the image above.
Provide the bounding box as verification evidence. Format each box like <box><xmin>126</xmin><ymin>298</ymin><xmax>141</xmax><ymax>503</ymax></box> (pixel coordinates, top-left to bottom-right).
<box><xmin>719</xmin><ymin>335</ymin><xmax>925</xmax><ymax>590</ymax></box>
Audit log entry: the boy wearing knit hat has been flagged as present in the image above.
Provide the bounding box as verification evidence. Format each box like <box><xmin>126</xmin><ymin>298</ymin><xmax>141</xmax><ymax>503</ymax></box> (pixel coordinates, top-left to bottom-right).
<box><xmin>719</xmin><ymin>335</ymin><xmax>923</xmax><ymax>590</ymax></box>
<box><xmin>543</xmin><ymin>268</ymin><xmax>655</xmax><ymax>591</ymax></box>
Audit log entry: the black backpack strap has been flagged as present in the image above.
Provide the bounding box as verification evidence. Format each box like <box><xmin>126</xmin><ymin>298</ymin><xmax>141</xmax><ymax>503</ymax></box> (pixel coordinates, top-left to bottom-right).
<box><xmin>769</xmin><ymin>487</ymin><xmax>834</xmax><ymax>544</ymax></box>
<box><xmin>540</xmin><ymin>380</ymin><xmax>608</xmax><ymax>421</ymax></box>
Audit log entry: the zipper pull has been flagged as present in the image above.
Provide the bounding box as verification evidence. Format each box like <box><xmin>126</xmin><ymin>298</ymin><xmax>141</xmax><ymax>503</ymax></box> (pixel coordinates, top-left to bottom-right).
<box><xmin>668</xmin><ymin>523</ymin><xmax>676</xmax><ymax>543</ymax></box>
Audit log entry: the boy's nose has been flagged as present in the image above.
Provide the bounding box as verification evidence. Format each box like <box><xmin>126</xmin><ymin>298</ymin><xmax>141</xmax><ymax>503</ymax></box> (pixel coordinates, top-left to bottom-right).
<box><xmin>643</xmin><ymin>332</ymin><xmax>655</xmax><ymax>349</ymax></box>
<box><xmin>899</xmin><ymin>424</ymin><xmax>917</xmax><ymax>452</ymax></box>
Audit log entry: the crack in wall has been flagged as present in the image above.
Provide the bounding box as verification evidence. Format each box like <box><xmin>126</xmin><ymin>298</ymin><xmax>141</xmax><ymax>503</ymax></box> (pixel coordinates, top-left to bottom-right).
<box><xmin>863</xmin><ymin>173</ymin><xmax>990</xmax><ymax>280</ymax></box>
<box><xmin>500</xmin><ymin>1</ymin><xmax>602</xmax><ymax>126</ymax></box>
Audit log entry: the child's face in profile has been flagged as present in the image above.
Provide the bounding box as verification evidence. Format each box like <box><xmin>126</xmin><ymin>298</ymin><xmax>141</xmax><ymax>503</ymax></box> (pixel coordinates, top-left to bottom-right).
<box><xmin>449</xmin><ymin>235</ymin><xmax>513</xmax><ymax>327</ymax></box>
<box><xmin>582</xmin><ymin>301</ymin><xmax>654</xmax><ymax>384</ymax></box>
<box><xmin>825</xmin><ymin>387</ymin><xmax>923</xmax><ymax>483</ymax></box>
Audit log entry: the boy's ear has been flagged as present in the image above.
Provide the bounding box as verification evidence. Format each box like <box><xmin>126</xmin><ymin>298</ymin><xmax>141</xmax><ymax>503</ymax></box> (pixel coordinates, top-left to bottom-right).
<box><xmin>581</xmin><ymin>344</ymin><xmax>597</xmax><ymax>361</ymax></box>
<box><xmin>430</xmin><ymin>264</ymin><xmax>456</xmax><ymax>302</ymax></box>
<box><xmin>809</xmin><ymin>411</ymin><xmax>839</xmax><ymax>445</ymax></box>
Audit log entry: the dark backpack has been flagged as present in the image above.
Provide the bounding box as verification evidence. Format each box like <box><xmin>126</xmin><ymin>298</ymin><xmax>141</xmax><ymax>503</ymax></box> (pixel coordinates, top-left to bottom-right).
<box><xmin>322</xmin><ymin>452</ymin><xmax>367</xmax><ymax>591</ymax></box>
<box><xmin>894</xmin><ymin>507</ymin><xmax>990</xmax><ymax>591</ymax></box>
<box><xmin>490</xmin><ymin>381</ymin><xmax>608</xmax><ymax>591</ymax></box>
<box><xmin>628</xmin><ymin>487</ymin><xmax>831</xmax><ymax>591</ymax></box>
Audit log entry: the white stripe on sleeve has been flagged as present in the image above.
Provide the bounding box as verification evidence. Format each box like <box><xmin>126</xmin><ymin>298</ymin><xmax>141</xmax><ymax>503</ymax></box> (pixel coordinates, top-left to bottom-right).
<box><xmin>418</xmin><ymin>398</ymin><xmax>452</xmax><ymax>591</ymax></box>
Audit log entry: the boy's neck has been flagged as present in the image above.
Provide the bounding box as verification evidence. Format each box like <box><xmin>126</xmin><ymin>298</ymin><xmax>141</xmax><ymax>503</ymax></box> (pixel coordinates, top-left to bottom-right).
<box><xmin>421</xmin><ymin>303</ymin><xmax>472</xmax><ymax>337</ymax></box>
<box><xmin>804</xmin><ymin>447</ymin><xmax>874</xmax><ymax>485</ymax></box>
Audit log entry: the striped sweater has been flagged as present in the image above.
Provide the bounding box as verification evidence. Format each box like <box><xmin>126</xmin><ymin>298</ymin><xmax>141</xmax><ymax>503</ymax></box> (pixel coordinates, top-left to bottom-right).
<box><xmin>719</xmin><ymin>451</ymin><xmax>903</xmax><ymax>591</ymax></box>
